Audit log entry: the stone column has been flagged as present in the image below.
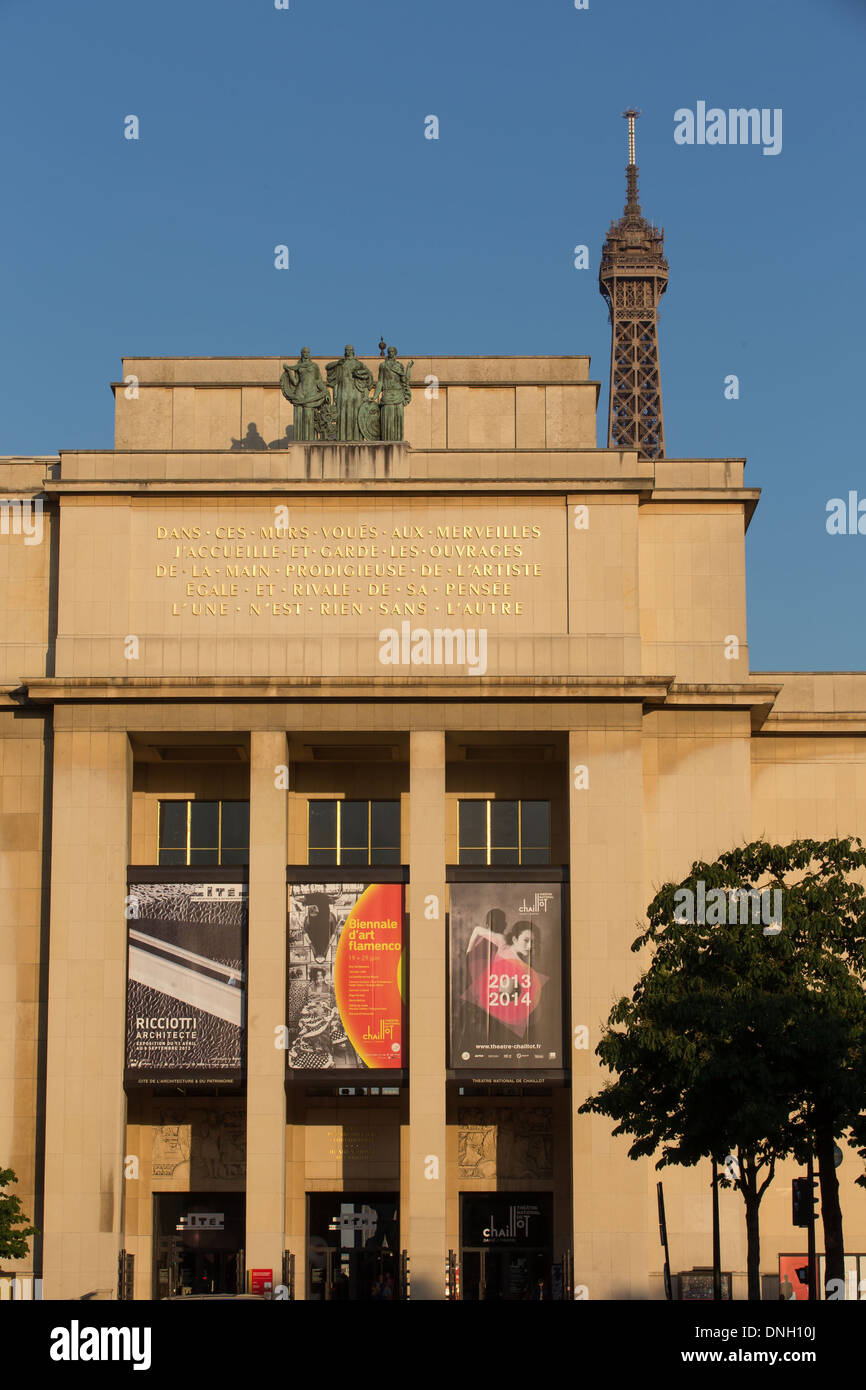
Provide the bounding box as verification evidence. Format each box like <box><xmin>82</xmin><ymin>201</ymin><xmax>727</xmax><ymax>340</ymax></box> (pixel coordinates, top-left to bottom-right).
<box><xmin>0</xmin><ymin>717</ymin><xmax>46</xmax><ymax>1291</ymax></box>
<box><xmin>407</xmin><ymin>730</ymin><xmax>447</xmax><ymax>1299</ymax></box>
<box><xmin>568</xmin><ymin>717</ymin><xmax>648</xmax><ymax>1299</ymax></box>
<box><xmin>245</xmin><ymin>731</ymin><xmax>289</xmax><ymax>1291</ymax></box>
<box><xmin>43</xmin><ymin>727</ymin><xmax>132</xmax><ymax>1299</ymax></box>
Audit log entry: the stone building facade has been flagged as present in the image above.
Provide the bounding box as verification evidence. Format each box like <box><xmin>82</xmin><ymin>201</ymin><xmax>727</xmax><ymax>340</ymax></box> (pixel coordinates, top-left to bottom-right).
<box><xmin>2</xmin><ymin>351</ymin><xmax>865</xmax><ymax>1300</ymax></box>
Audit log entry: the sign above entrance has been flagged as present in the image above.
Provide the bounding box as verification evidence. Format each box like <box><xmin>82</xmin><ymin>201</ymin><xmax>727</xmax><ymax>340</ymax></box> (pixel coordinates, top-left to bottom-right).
<box><xmin>462</xmin><ymin>1193</ymin><xmax>553</xmax><ymax>1249</ymax></box>
<box><xmin>328</xmin><ymin>1206</ymin><xmax>382</xmax><ymax>1245</ymax></box>
<box><xmin>176</xmin><ymin>1213</ymin><xmax>224</xmax><ymax>1231</ymax></box>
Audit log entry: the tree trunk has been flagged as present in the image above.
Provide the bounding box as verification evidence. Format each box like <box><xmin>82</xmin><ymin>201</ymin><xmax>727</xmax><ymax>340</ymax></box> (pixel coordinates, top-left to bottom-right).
<box><xmin>816</xmin><ymin>1126</ymin><xmax>844</xmax><ymax>1295</ymax></box>
<box><xmin>743</xmin><ymin>1188</ymin><xmax>762</xmax><ymax>1301</ymax></box>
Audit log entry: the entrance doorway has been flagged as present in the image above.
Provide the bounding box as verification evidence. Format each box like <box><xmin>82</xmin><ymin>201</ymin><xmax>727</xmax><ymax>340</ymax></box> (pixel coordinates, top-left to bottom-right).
<box><xmin>460</xmin><ymin>1192</ymin><xmax>554</xmax><ymax>1301</ymax></box>
<box><xmin>153</xmin><ymin>1193</ymin><xmax>245</xmax><ymax>1299</ymax></box>
<box><xmin>462</xmin><ymin>1247</ymin><xmax>550</xmax><ymax>1300</ymax></box>
<box><xmin>307</xmin><ymin>1193</ymin><xmax>400</xmax><ymax>1301</ymax></box>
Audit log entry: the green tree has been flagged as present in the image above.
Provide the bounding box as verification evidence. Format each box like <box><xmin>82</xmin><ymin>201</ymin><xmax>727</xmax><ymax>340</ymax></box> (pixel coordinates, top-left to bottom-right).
<box><xmin>0</xmin><ymin>1167</ymin><xmax>38</xmax><ymax>1261</ymax></box>
<box><xmin>579</xmin><ymin>838</ymin><xmax>866</xmax><ymax>1300</ymax></box>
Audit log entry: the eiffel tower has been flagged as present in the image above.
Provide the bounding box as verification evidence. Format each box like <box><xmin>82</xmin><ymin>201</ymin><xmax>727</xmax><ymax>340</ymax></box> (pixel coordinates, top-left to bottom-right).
<box><xmin>599</xmin><ymin>110</ymin><xmax>668</xmax><ymax>460</ymax></box>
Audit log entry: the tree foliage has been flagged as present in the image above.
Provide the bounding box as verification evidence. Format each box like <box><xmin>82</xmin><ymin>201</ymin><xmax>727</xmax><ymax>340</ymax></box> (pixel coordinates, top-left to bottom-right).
<box><xmin>579</xmin><ymin>838</ymin><xmax>866</xmax><ymax>1299</ymax></box>
<box><xmin>0</xmin><ymin>1167</ymin><xmax>38</xmax><ymax>1261</ymax></box>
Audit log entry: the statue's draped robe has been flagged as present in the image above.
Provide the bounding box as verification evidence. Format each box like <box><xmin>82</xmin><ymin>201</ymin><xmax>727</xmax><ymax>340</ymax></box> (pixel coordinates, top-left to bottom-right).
<box><xmin>375</xmin><ymin>358</ymin><xmax>413</xmax><ymax>441</ymax></box>
<box><xmin>326</xmin><ymin>357</ymin><xmax>373</xmax><ymax>441</ymax></box>
<box><xmin>280</xmin><ymin>359</ymin><xmax>328</xmax><ymax>442</ymax></box>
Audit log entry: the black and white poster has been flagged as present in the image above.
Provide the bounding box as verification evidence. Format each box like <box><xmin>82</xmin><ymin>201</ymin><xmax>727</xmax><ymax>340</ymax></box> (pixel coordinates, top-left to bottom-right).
<box><xmin>449</xmin><ymin>883</ymin><xmax>562</xmax><ymax>1070</ymax></box>
<box><xmin>125</xmin><ymin>882</ymin><xmax>246</xmax><ymax>1086</ymax></box>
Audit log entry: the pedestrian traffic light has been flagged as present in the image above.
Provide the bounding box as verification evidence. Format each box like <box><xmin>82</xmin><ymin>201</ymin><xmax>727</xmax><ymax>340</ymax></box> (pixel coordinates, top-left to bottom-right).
<box><xmin>792</xmin><ymin>1175</ymin><xmax>819</xmax><ymax>1227</ymax></box>
<box><xmin>792</xmin><ymin>1177</ymin><xmax>808</xmax><ymax>1226</ymax></box>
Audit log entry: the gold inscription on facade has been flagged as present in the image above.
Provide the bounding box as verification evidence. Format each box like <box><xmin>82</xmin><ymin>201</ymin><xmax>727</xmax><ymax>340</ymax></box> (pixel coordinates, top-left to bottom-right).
<box><xmin>147</xmin><ymin>513</ymin><xmax>556</xmax><ymax>623</ymax></box>
<box><xmin>326</xmin><ymin>1127</ymin><xmax>375</xmax><ymax>1160</ymax></box>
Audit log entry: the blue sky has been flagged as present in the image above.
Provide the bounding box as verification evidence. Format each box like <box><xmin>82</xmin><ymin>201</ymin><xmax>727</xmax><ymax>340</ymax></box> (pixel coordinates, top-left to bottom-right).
<box><xmin>1</xmin><ymin>0</ymin><xmax>864</xmax><ymax>670</ymax></box>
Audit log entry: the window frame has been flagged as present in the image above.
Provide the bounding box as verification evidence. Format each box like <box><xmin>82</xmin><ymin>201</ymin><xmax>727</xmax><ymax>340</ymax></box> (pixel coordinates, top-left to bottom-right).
<box><xmin>157</xmin><ymin>798</ymin><xmax>250</xmax><ymax>867</ymax></box>
<box><xmin>457</xmin><ymin>798</ymin><xmax>550</xmax><ymax>867</ymax></box>
<box><xmin>307</xmin><ymin>798</ymin><xmax>401</xmax><ymax>867</ymax></box>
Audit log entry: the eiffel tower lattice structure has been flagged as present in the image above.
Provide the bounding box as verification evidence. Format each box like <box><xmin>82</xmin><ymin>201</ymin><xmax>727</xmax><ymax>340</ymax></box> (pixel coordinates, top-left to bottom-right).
<box><xmin>599</xmin><ymin>109</ymin><xmax>669</xmax><ymax>461</ymax></box>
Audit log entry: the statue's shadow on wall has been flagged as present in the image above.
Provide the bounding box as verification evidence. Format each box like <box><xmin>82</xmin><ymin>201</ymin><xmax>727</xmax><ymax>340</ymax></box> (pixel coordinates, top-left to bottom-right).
<box><xmin>230</xmin><ymin>422</ymin><xmax>294</xmax><ymax>451</ymax></box>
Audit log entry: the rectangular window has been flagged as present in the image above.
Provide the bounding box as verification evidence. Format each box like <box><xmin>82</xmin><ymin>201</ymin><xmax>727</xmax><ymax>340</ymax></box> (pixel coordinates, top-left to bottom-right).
<box><xmin>458</xmin><ymin>799</ymin><xmax>550</xmax><ymax>866</ymax></box>
<box><xmin>307</xmin><ymin>800</ymin><xmax>400</xmax><ymax>866</ymax></box>
<box><xmin>157</xmin><ymin>800</ymin><xmax>249</xmax><ymax>866</ymax></box>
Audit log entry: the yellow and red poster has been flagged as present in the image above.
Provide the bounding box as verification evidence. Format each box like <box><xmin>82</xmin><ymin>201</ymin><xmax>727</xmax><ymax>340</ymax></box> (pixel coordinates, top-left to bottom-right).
<box><xmin>287</xmin><ymin>883</ymin><xmax>404</xmax><ymax>1071</ymax></box>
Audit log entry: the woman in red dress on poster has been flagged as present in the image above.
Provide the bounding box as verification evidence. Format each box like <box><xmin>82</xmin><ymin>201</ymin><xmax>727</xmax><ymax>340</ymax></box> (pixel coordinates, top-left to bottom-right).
<box><xmin>464</xmin><ymin>910</ymin><xmax>546</xmax><ymax>1040</ymax></box>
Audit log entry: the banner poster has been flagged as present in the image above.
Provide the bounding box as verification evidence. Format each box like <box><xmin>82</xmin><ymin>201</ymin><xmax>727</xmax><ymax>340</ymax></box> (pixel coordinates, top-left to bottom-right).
<box><xmin>449</xmin><ymin>883</ymin><xmax>562</xmax><ymax>1070</ymax></box>
<box><xmin>287</xmin><ymin>883</ymin><xmax>404</xmax><ymax>1072</ymax></box>
<box><xmin>125</xmin><ymin>882</ymin><xmax>246</xmax><ymax>1085</ymax></box>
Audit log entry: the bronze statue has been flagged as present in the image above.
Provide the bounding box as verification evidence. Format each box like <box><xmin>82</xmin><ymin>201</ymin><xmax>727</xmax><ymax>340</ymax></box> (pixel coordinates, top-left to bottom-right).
<box><xmin>280</xmin><ymin>348</ymin><xmax>329</xmax><ymax>442</ymax></box>
<box><xmin>326</xmin><ymin>346</ymin><xmax>374</xmax><ymax>441</ymax></box>
<box><xmin>373</xmin><ymin>346</ymin><xmax>414</xmax><ymax>441</ymax></box>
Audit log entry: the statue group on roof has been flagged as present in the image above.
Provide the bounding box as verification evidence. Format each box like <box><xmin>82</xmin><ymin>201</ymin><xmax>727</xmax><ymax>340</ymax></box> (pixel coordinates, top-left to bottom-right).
<box><xmin>280</xmin><ymin>345</ymin><xmax>414</xmax><ymax>442</ymax></box>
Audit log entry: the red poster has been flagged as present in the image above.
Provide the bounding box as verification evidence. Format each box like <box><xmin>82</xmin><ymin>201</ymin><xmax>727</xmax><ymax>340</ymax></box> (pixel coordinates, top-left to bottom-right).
<box><xmin>778</xmin><ymin>1254</ymin><xmax>814</xmax><ymax>1301</ymax></box>
<box><xmin>333</xmin><ymin>884</ymin><xmax>403</xmax><ymax>1068</ymax></box>
<box><xmin>249</xmin><ymin>1268</ymin><xmax>273</xmax><ymax>1296</ymax></box>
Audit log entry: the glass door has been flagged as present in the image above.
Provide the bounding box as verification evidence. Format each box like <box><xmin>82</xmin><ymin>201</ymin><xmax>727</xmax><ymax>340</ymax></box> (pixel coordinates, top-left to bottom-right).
<box><xmin>153</xmin><ymin>1193</ymin><xmax>244</xmax><ymax>1299</ymax></box>
<box><xmin>307</xmin><ymin>1193</ymin><xmax>400</xmax><ymax>1301</ymax></box>
<box><xmin>460</xmin><ymin>1247</ymin><xmax>551</xmax><ymax>1300</ymax></box>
